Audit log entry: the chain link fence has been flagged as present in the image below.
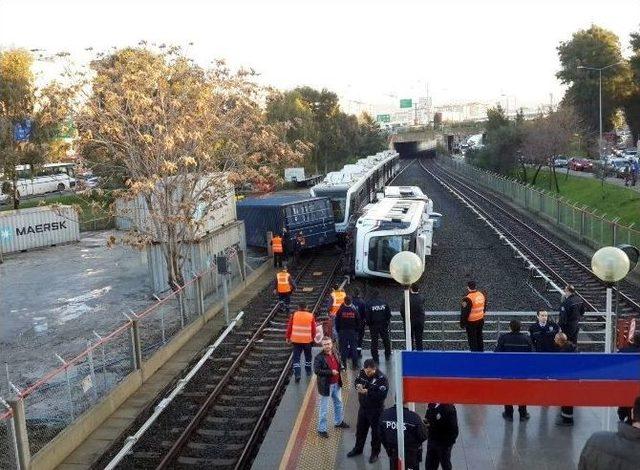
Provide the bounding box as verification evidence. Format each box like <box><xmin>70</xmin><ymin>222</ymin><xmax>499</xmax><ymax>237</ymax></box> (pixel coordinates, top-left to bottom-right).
<box><xmin>1</xmin><ymin>258</ymin><xmax>247</xmax><ymax>468</ymax></box>
<box><xmin>441</xmin><ymin>159</ymin><xmax>640</xmax><ymax>250</ymax></box>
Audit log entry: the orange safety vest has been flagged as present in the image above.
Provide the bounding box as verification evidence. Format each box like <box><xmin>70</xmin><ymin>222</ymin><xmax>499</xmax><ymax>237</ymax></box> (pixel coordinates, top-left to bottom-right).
<box><xmin>330</xmin><ymin>290</ymin><xmax>346</xmax><ymax>315</ymax></box>
<box><xmin>290</xmin><ymin>310</ymin><xmax>314</xmax><ymax>343</ymax></box>
<box><xmin>272</xmin><ymin>236</ymin><xmax>283</xmax><ymax>254</ymax></box>
<box><xmin>467</xmin><ymin>290</ymin><xmax>486</xmax><ymax>322</ymax></box>
<box><xmin>277</xmin><ymin>272</ymin><xmax>292</xmax><ymax>294</ymax></box>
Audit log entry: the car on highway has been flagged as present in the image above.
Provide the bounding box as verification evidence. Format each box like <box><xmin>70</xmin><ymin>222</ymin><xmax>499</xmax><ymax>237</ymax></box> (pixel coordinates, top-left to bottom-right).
<box><xmin>568</xmin><ymin>158</ymin><xmax>594</xmax><ymax>172</ymax></box>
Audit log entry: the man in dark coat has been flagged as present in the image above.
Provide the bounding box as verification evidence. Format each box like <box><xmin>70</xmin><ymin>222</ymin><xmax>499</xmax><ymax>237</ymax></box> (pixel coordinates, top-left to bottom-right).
<box><xmin>495</xmin><ymin>320</ymin><xmax>533</xmax><ymax>421</ymax></box>
<box><xmin>554</xmin><ymin>332</ymin><xmax>577</xmax><ymax>426</ymax></box>
<box><xmin>400</xmin><ymin>284</ymin><xmax>426</xmax><ymax>350</ymax></box>
<box><xmin>347</xmin><ymin>359</ymin><xmax>389</xmax><ymax>463</ymax></box>
<box><xmin>559</xmin><ymin>285</ymin><xmax>585</xmax><ymax>345</ymax></box>
<box><xmin>578</xmin><ymin>396</ymin><xmax>640</xmax><ymax>470</ymax></box>
<box><xmin>351</xmin><ymin>289</ymin><xmax>367</xmax><ymax>358</ymax></box>
<box><xmin>424</xmin><ymin>403</ymin><xmax>459</xmax><ymax>470</ymax></box>
<box><xmin>618</xmin><ymin>331</ymin><xmax>640</xmax><ymax>423</ymax></box>
<box><xmin>313</xmin><ymin>337</ymin><xmax>349</xmax><ymax>437</ymax></box>
<box><xmin>366</xmin><ymin>290</ymin><xmax>392</xmax><ymax>362</ymax></box>
<box><xmin>335</xmin><ymin>296</ymin><xmax>361</xmax><ymax>369</ymax></box>
<box><xmin>380</xmin><ymin>403</ymin><xmax>428</xmax><ymax>470</ymax></box>
<box><xmin>529</xmin><ymin>310</ymin><xmax>560</xmax><ymax>352</ymax></box>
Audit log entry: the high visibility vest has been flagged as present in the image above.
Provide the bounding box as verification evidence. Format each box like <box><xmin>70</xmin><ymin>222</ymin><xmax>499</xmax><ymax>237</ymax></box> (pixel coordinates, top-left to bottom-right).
<box><xmin>277</xmin><ymin>272</ymin><xmax>292</xmax><ymax>294</ymax></box>
<box><xmin>467</xmin><ymin>290</ymin><xmax>486</xmax><ymax>322</ymax></box>
<box><xmin>290</xmin><ymin>310</ymin><xmax>314</xmax><ymax>343</ymax></box>
<box><xmin>330</xmin><ymin>290</ymin><xmax>346</xmax><ymax>315</ymax></box>
<box><xmin>272</xmin><ymin>236</ymin><xmax>283</xmax><ymax>254</ymax></box>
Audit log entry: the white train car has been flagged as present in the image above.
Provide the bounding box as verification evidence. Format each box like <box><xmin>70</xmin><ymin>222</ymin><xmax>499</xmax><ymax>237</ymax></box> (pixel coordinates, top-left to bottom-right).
<box><xmin>310</xmin><ymin>150</ymin><xmax>400</xmax><ymax>233</ymax></box>
<box><xmin>353</xmin><ymin>189</ymin><xmax>441</xmax><ymax>279</ymax></box>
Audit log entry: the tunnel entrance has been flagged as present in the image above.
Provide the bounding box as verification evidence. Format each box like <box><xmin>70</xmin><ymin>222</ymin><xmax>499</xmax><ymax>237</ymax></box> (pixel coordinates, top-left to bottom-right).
<box><xmin>393</xmin><ymin>141</ymin><xmax>437</xmax><ymax>159</ymax></box>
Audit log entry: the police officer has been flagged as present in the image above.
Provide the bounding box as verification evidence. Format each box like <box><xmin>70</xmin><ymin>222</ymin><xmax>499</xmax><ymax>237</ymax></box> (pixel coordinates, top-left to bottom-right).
<box><xmin>286</xmin><ymin>302</ymin><xmax>317</xmax><ymax>383</ymax></box>
<box><xmin>335</xmin><ymin>296</ymin><xmax>361</xmax><ymax>369</ymax></box>
<box><xmin>460</xmin><ymin>280</ymin><xmax>487</xmax><ymax>352</ymax></box>
<box><xmin>554</xmin><ymin>332</ymin><xmax>577</xmax><ymax>426</ymax></box>
<box><xmin>271</xmin><ymin>233</ymin><xmax>285</xmax><ymax>268</ymax></box>
<box><xmin>273</xmin><ymin>266</ymin><xmax>295</xmax><ymax>312</ymax></box>
<box><xmin>347</xmin><ymin>359</ymin><xmax>389</xmax><ymax>463</ymax></box>
<box><xmin>529</xmin><ymin>310</ymin><xmax>560</xmax><ymax>352</ymax></box>
<box><xmin>352</xmin><ymin>289</ymin><xmax>367</xmax><ymax>358</ymax></box>
<box><xmin>366</xmin><ymin>290</ymin><xmax>392</xmax><ymax>363</ymax></box>
<box><xmin>400</xmin><ymin>284</ymin><xmax>426</xmax><ymax>351</ymax></box>
<box><xmin>559</xmin><ymin>285</ymin><xmax>585</xmax><ymax>346</ymax></box>
<box><xmin>380</xmin><ymin>402</ymin><xmax>428</xmax><ymax>470</ymax></box>
<box><xmin>495</xmin><ymin>320</ymin><xmax>533</xmax><ymax>421</ymax></box>
<box><xmin>424</xmin><ymin>403</ymin><xmax>458</xmax><ymax>470</ymax></box>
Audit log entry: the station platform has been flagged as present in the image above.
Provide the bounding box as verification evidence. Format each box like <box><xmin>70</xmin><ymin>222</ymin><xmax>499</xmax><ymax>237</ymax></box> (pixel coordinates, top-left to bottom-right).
<box><xmin>262</xmin><ymin>350</ymin><xmax>616</xmax><ymax>470</ymax></box>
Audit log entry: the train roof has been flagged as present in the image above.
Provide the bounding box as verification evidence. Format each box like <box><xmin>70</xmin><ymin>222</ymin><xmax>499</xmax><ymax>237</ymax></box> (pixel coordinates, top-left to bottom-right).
<box><xmin>237</xmin><ymin>194</ymin><xmax>327</xmax><ymax>208</ymax></box>
<box><xmin>312</xmin><ymin>150</ymin><xmax>398</xmax><ymax>189</ymax></box>
<box><xmin>383</xmin><ymin>186</ymin><xmax>430</xmax><ymax>201</ymax></box>
<box><xmin>359</xmin><ymin>197</ymin><xmax>425</xmax><ymax>225</ymax></box>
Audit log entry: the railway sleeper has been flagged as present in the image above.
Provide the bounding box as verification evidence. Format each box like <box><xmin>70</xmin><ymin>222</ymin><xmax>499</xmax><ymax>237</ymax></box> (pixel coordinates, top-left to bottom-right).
<box><xmin>176</xmin><ymin>456</ymin><xmax>237</xmax><ymax>467</ymax></box>
<box><xmin>195</xmin><ymin>427</ymin><xmax>252</xmax><ymax>438</ymax></box>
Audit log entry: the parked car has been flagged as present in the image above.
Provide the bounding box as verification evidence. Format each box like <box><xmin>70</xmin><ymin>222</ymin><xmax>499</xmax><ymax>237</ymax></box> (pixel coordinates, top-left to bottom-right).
<box><xmin>551</xmin><ymin>156</ymin><xmax>569</xmax><ymax>167</ymax></box>
<box><xmin>568</xmin><ymin>158</ymin><xmax>594</xmax><ymax>172</ymax></box>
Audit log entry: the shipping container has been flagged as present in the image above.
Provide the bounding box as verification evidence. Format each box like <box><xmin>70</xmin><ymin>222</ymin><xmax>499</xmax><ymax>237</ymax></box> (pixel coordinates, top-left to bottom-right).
<box><xmin>237</xmin><ymin>195</ymin><xmax>336</xmax><ymax>251</ymax></box>
<box><xmin>0</xmin><ymin>205</ymin><xmax>79</xmax><ymax>254</ymax></box>
<box><xmin>147</xmin><ymin>220</ymin><xmax>246</xmax><ymax>295</ymax></box>
<box><xmin>115</xmin><ymin>187</ymin><xmax>236</xmax><ymax>241</ymax></box>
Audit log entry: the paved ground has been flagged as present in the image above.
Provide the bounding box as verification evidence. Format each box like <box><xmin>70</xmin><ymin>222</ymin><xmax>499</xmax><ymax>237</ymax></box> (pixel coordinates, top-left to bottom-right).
<box><xmin>0</xmin><ymin>231</ymin><xmax>152</xmax><ymax>387</ymax></box>
<box><xmin>276</xmin><ymin>351</ymin><xmax>615</xmax><ymax>470</ymax></box>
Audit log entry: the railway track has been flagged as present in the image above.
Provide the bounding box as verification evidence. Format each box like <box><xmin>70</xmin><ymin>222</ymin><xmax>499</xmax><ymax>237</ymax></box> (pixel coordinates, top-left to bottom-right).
<box><xmin>420</xmin><ymin>158</ymin><xmax>640</xmax><ymax>317</ymax></box>
<box><xmin>108</xmin><ymin>253</ymin><xmax>341</xmax><ymax>470</ymax></box>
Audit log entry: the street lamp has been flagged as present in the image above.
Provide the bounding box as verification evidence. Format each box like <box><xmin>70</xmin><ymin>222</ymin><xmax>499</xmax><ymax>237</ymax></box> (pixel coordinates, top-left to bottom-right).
<box><xmin>577</xmin><ymin>62</ymin><xmax>625</xmax><ymax>170</ymax></box>
<box><xmin>591</xmin><ymin>245</ymin><xmax>630</xmax><ymax>431</ymax></box>
<box><xmin>390</xmin><ymin>251</ymin><xmax>424</xmax><ymax>411</ymax></box>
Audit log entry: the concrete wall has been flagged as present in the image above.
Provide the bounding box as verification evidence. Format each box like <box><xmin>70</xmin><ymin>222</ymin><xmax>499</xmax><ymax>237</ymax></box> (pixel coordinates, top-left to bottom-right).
<box><xmin>29</xmin><ymin>259</ymin><xmax>272</xmax><ymax>470</ymax></box>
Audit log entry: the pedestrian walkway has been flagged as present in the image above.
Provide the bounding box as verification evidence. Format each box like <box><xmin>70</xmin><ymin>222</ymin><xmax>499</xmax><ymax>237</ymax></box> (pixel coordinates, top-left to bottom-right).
<box><xmin>274</xmin><ymin>351</ymin><xmax>617</xmax><ymax>470</ymax></box>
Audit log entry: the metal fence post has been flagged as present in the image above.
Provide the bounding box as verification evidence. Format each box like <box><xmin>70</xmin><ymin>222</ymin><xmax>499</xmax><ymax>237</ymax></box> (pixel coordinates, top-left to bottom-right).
<box><xmin>130</xmin><ymin>319</ymin><xmax>142</xmax><ymax>371</ymax></box>
<box><xmin>56</xmin><ymin>354</ymin><xmax>75</xmax><ymax>421</ymax></box>
<box><xmin>152</xmin><ymin>296</ymin><xmax>167</xmax><ymax>344</ymax></box>
<box><xmin>196</xmin><ymin>274</ymin><xmax>205</xmax><ymax>317</ymax></box>
<box><xmin>611</xmin><ymin>218</ymin><xmax>619</xmax><ymax>246</ymax></box>
<box><xmin>440</xmin><ymin>318</ymin><xmax>445</xmax><ymax>350</ymax></box>
<box><xmin>8</xmin><ymin>399</ymin><xmax>30</xmax><ymax>470</ymax></box>
<box><xmin>86</xmin><ymin>341</ymin><xmax>98</xmax><ymax>402</ymax></box>
<box><xmin>93</xmin><ymin>331</ymin><xmax>108</xmax><ymax>393</ymax></box>
<box><xmin>580</xmin><ymin>209</ymin><xmax>586</xmax><ymax>239</ymax></box>
<box><xmin>178</xmin><ymin>291</ymin><xmax>185</xmax><ymax>329</ymax></box>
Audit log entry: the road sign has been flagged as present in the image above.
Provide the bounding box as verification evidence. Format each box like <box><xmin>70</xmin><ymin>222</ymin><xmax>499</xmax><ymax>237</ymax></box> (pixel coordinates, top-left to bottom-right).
<box><xmin>13</xmin><ymin>119</ymin><xmax>32</xmax><ymax>142</ymax></box>
<box><xmin>376</xmin><ymin>114</ymin><xmax>391</xmax><ymax>123</ymax></box>
<box><xmin>399</xmin><ymin>99</ymin><xmax>413</xmax><ymax>109</ymax></box>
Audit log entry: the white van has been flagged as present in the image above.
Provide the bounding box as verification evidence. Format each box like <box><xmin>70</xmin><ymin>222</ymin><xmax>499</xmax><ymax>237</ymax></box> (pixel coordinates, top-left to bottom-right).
<box><xmin>2</xmin><ymin>163</ymin><xmax>76</xmax><ymax>199</ymax></box>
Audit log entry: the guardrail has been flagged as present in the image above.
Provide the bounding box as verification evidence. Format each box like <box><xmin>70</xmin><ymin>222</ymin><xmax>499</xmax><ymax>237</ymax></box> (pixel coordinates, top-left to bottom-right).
<box><xmin>440</xmin><ymin>158</ymin><xmax>640</xmax><ymax>250</ymax></box>
<box><xmin>0</xmin><ymin>259</ymin><xmax>246</xmax><ymax>470</ymax></box>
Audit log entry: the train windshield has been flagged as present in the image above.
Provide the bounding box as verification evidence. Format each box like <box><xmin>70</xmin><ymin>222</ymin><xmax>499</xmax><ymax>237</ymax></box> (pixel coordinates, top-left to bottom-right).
<box><xmin>368</xmin><ymin>234</ymin><xmax>412</xmax><ymax>273</ymax></box>
<box><xmin>313</xmin><ymin>189</ymin><xmax>347</xmax><ymax>223</ymax></box>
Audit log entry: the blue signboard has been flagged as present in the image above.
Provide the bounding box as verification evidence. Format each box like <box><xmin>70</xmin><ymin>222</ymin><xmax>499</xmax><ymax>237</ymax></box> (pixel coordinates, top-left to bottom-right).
<box><xmin>13</xmin><ymin>119</ymin><xmax>33</xmax><ymax>142</ymax></box>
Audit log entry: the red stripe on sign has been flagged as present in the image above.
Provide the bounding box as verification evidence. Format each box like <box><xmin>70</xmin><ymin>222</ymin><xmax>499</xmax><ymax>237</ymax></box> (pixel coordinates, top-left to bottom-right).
<box><xmin>403</xmin><ymin>378</ymin><xmax>640</xmax><ymax>407</ymax></box>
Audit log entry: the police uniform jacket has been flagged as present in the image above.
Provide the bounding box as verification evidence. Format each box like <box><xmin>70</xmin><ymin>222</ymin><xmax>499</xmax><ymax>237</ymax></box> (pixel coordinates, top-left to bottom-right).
<box><xmin>379</xmin><ymin>405</ymin><xmax>428</xmax><ymax>453</ymax></box>
<box><xmin>335</xmin><ymin>304</ymin><xmax>360</xmax><ymax>331</ymax></box>
<box><xmin>366</xmin><ymin>297</ymin><xmax>392</xmax><ymax>326</ymax></box>
<box><xmin>559</xmin><ymin>294</ymin><xmax>585</xmax><ymax>333</ymax></box>
<box><xmin>352</xmin><ymin>297</ymin><xmax>367</xmax><ymax>325</ymax></box>
<box><xmin>425</xmin><ymin>403</ymin><xmax>459</xmax><ymax>447</ymax></box>
<box><xmin>529</xmin><ymin>320</ymin><xmax>560</xmax><ymax>352</ymax></box>
<box><xmin>354</xmin><ymin>369</ymin><xmax>388</xmax><ymax>410</ymax></box>
<box><xmin>400</xmin><ymin>292</ymin><xmax>425</xmax><ymax>323</ymax></box>
<box><xmin>494</xmin><ymin>332</ymin><xmax>533</xmax><ymax>353</ymax></box>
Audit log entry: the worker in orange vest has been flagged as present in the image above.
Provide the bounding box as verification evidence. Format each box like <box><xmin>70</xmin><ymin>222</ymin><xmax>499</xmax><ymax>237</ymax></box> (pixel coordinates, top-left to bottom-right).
<box><xmin>286</xmin><ymin>302</ymin><xmax>318</xmax><ymax>383</ymax></box>
<box><xmin>460</xmin><ymin>280</ymin><xmax>487</xmax><ymax>352</ymax></box>
<box><xmin>327</xmin><ymin>284</ymin><xmax>347</xmax><ymax>340</ymax></box>
<box><xmin>273</xmin><ymin>266</ymin><xmax>296</xmax><ymax>312</ymax></box>
<box><xmin>271</xmin><ymin>233</ymin><xmax>285</xmax><ymax>268</ymax></box>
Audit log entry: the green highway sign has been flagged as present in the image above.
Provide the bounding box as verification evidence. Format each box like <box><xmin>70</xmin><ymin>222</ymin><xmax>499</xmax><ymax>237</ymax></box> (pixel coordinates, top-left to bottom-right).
<box><xmin>400</xmin><ymin>98</ymin><xmax>413</xmax><ymax>108</ymax></box>
<box><xmin>376</xmin><ymin>114</ymin><xmax>391</xmax><ymax>123</ymax></box>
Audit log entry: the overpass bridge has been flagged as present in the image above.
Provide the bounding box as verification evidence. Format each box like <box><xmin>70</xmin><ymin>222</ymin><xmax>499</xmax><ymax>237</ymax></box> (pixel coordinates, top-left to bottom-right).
<box><xmin>390</xmin><ymin>128</ymin><xmax>441</xmax><ymax>158</ymax></box>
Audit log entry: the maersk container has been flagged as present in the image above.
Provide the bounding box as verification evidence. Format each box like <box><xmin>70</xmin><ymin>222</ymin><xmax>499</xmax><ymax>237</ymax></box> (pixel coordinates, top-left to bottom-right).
<box><xmin>236</xmin><ymin>195</ymin><xmax>336</xmax><ymax>251</ymax></box>
<box><xmin>0</xmin><ymin>205</ymin><xmax>80</xmax><ymax>254</ymax></box>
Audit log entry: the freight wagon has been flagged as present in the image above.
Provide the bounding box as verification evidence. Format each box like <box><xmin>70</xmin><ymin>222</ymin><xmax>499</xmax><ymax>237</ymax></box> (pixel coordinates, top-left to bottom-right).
<box><xmin>236</xmin><ymin>195</ymin><xmax>336</xmax><ymax>251</ymax></box>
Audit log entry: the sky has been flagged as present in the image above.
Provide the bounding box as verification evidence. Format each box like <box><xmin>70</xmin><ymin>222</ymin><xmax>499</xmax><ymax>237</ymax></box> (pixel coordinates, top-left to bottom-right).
<box><xmin>0</xmin><ymin>0</ymin><xmax>638</xmax><ymax>112</ymax></box>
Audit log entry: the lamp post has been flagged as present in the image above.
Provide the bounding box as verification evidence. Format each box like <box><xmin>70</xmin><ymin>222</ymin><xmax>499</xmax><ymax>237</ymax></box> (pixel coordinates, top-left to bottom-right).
<box><xmin>577</xmin><ymin>62</ymin><xmax>624</xmax><ymax>183</ymax></box>
<box><xmin>390</xmin><ymin>251</ymin><xmax>424</xmax><ymax>412</ymax></box>
<box><xmin>591</xmin><ymin>246</ymin><xmax>630</xmax><ymax>430</ymax></box>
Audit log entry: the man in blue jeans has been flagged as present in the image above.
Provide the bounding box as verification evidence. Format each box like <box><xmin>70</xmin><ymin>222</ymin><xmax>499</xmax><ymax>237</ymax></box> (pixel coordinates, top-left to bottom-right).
<box><xmin>335</xmin><ymin>296</ymin><xmax>361</xmax><ymax>370</ymax></box>
<box><xmin>314</xmin><ymin>337</ymin><xmax>350</xmax><ymax>437</ymax></box>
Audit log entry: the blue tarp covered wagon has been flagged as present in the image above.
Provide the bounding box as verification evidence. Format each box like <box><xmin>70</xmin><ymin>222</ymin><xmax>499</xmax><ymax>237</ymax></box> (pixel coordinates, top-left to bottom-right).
<box><xmin>236</xmin><ymin>194</ymin><xmax>337</xmax><ymax>251</ymax></box>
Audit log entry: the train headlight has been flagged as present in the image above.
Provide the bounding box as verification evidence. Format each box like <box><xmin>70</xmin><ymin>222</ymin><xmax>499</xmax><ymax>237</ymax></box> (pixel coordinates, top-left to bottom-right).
<box><xmin>390</xmin><ymin>251</ymin><xmax>423</xmax><ymax>286</ymax></box>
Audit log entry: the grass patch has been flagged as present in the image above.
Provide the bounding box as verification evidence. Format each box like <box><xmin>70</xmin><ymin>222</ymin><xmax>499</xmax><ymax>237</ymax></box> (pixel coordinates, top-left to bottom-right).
<box><xmin>526</xmin><ymin>169</ymin><xmax>640</xmax><ymax>225</ymax></box>
<box><xmin>1</xmin><ymin>191</ymin><xmax>114</xmax><ymax>230</ymax></box>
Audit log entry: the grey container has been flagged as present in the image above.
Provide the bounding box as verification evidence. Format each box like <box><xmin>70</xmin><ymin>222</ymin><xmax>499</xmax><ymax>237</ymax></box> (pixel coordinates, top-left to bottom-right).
<box><xmin>0</xmin><ymin>205</ymin><xmax>79</xmax><ymax>254</ymax></box>
<box><xmin>146</xmin><ymin>220</ymin><xmax>247</xmax><ymax>295</ymax></box>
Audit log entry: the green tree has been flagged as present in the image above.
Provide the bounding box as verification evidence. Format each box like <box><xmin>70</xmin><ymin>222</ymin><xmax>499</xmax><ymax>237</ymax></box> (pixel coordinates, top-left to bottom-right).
<box><xmin>556</xmin><ymin>26</ymin><xmax>628</xmax><ymax>137</ymax></box>
<box><xmin>623</xmin><ymin>28</ymin><xmax>640</xmax><ymax>145</ymax></box>
<box><xmin>356</xmin><ymin>112</ymin><xmax>387</xmax><ymax>156</ymax></box>
<box><xmin>485</xmin><ymin>104</ymin><xmax>509</xmax><ymax>136</ymax></box>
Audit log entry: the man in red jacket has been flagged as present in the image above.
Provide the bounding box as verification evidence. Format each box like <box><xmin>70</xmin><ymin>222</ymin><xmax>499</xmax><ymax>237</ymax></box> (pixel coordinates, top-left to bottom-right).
<box><xmin>286</xmin><ymin>302</ymin><xmax>317</xmax><ymax>383</ymax></box>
